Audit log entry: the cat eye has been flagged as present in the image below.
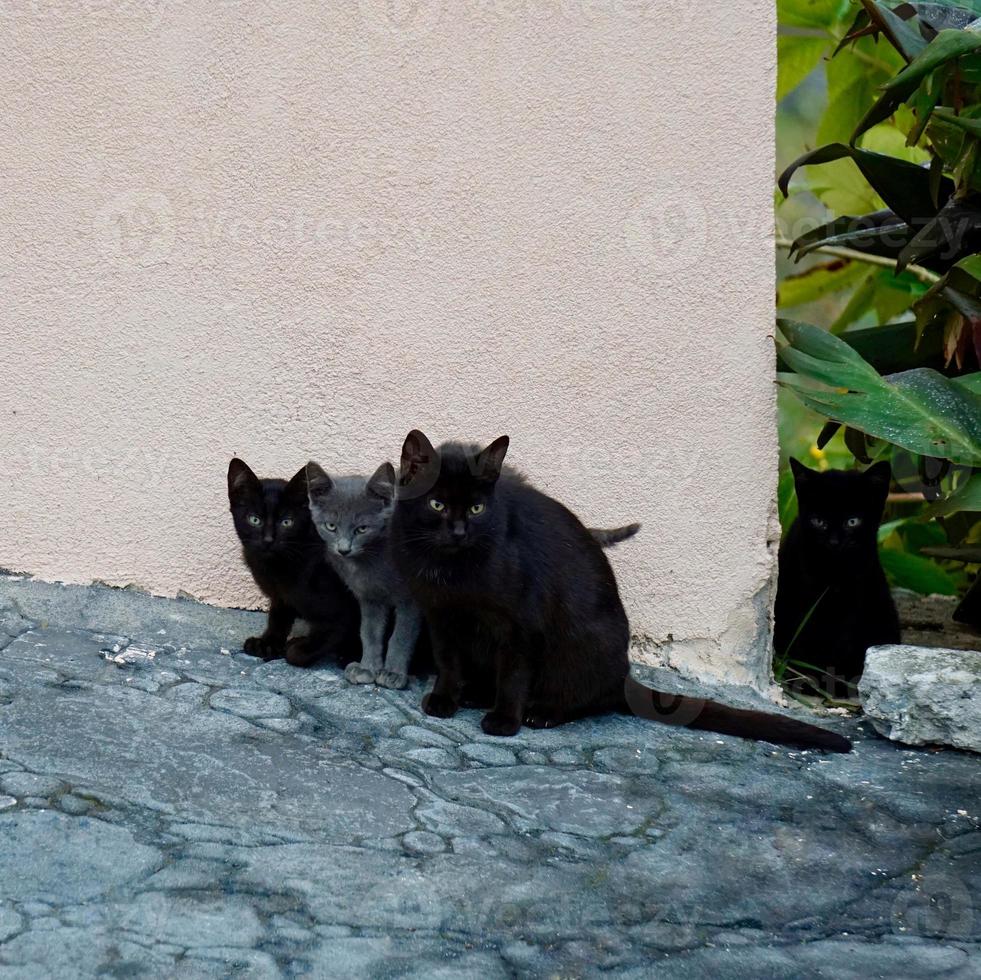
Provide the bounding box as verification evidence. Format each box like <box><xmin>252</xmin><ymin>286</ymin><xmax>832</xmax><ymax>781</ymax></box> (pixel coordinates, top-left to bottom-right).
<box><xmin>845</xmin><ymin>516</ymin><xmax>862</xmax><ymax>528</ymax></box>
<box><xmin>247</xmin><ymin>515</ymin><xmax>262</xmax><ymax>527</ymax></box>
<box><xmin>810</xmin><ymin>517</ymin><xmax>826</xmax><ymax>529</ymax></box>
<box><xmin>280</xmin><ymin>518</ymin><xmax>294</xmax><ymax>528</ymax></box>
<box><xmin>322</xmin><ymin>522</ymin><xmax>337</xmax><ymax>532</ymax></box>
<box><xmin>470</xmin><ymin>503</ymin><xmax>485</xmax><ymax>515</ymax></box>
<box><xmin>356</xmin><ymin>525</ymin><xmax>370</xmax><ymax>534</ymax></box>
<box><xmin>429</xmin><ymin>499</ymin><xmax>446</xmax><ymax>512</ymax></box>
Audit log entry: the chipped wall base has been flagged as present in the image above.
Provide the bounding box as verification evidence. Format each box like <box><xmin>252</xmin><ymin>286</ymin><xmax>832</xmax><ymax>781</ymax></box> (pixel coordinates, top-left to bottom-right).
<box><xmin>3</xmin><ymin>573</ymin><xmax>784</xmax><ymax>704</ymax></box>
<box><xmin>630</xmin><ymin>580</ymin><xmax>780</xmax><ymax>699</ymax></box>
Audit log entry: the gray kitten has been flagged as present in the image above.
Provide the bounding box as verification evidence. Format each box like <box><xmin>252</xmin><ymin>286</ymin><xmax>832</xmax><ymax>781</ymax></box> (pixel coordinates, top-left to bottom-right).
<box><xmin>306</xmin><ymin>460</ymin><xmax>421</xmax><ymax>690</ymax></box>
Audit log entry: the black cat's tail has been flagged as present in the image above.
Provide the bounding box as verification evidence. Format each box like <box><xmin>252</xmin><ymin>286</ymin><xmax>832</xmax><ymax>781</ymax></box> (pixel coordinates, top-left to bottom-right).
<box><xmin>622</xmin><ymin>675</ymin><xmax>852</xmax><ymax>753</ymax></box>
<box><xmin>590</xmin><ymin>523</ymin><xmax>641</xmax><ymax>547</ymax></box>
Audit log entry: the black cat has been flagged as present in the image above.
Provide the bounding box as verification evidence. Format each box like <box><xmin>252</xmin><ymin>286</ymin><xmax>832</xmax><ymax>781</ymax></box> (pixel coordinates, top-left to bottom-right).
<box><xmin>227</xmin><ymin>458</ymin><xmax>361</xmax><ymax>668</ymax></box>
<box><xmin>775</xmin><ymin>459</ymin><xmax>900</xmax><ymax>696</ymax></box>
<box><xmin>390</xmin><ymin>430</ymin><xmax>851</xmax><ymax>752</ymax></box>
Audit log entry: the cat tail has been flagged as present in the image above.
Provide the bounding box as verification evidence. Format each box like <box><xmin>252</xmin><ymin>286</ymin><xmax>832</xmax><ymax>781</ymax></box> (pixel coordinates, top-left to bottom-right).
<box><xmin>590</xmin><ymin>523</ymin><xmax>641</xmax><ymax>547</ymax></box>
<box><xmin>622</xmin><ymin>675</ymin><xmax>852</xmax><ymax>753</ymax></box>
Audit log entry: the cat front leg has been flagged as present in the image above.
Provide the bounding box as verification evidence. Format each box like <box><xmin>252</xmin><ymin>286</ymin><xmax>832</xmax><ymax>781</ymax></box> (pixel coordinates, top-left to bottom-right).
<box><xmin>244</xmin><ymin>603</ymin><xmax>295</xmax><ymax>661</ymax></box>
<box><xmin>421</xmin><ymin>615</ymin><xmax>464</xmax><ymax>718</ymax></box>
<box><xmin>376</xmin><ymin>602</ymin><xmax>421</xmax><ymax>690</ymax></box>
<box><xmin>481</xmin><ymin>645</ymin><xmax>532</xmax><ymax>737</ymax></box>
<box><xmin>345</xmin><ymin>600</ymin><xmax>388</xmax><ymax>684</ymax></box>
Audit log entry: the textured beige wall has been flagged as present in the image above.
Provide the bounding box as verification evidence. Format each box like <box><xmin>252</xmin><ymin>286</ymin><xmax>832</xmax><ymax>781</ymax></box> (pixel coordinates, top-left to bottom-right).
<box><xmin>0</xmin><ymin>2</ymin><xmax>777</xmax><ymax>688</ymax></box>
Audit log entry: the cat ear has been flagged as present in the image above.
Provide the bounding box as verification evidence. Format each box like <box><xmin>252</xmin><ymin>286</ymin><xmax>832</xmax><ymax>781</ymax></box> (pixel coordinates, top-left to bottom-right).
<box><xmin>228</xmin><ymin>458</ymin><xmax>260</xmax><ymax>501</ymax></box>
<box><xmin>284</xmin><ymin>465</ymin><xmax>308</xmax><ymax>499</ymax></box>
<box><xmin>305</xmin><ymin>461</ymin><xmax>332</xmax><ymax>502</ymax></box>
<box><xmin>865</xmin><ymin>460</ymin><xmax>892</xmax><ymax>496</ymax></box>
<box><xmin>399</xmin><ymin>429</ymin><xmax>438</xmax><ymax>489</ymax></box>
<box><xmin>789</xmin><ymin>457</ymin><xmax>810</xmax><ymax>485</ymax></box>
<box><xmin>367</xmin><ymin>462</ymin><xmax>396</xmax><ymax>502</ymax></box>
<box><xmin>476</xmin><ymin>436</ymin><xmax>509</xmax><ymax>482</ymax></box>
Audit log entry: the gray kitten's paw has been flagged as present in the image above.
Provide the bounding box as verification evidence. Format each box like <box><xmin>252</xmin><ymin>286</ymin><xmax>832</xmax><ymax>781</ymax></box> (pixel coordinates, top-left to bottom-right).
<box><xmin>376</xmin><ymin>670</ymin><xmax>408</xmax><ymax>690</ymax></box>
<box><xmin>344</xmin><ymin>662</ymin><xmax>377</xmax><ymax>685</ymax></box>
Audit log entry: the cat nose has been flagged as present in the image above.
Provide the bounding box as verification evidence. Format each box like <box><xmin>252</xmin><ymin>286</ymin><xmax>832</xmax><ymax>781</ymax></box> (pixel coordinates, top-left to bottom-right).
<box><xmin>451</xmin><ymin>521</ymin><xmax>466</xmax><ymax>539</ymax></box>
<box><xmin>337</xmin><ymin>541</ymin><xmax>352</xmax><ymax>555</ymax></box>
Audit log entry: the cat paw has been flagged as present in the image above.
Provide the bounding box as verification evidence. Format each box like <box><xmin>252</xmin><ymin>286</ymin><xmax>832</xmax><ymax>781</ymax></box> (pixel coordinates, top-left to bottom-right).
<box><xmin>481</xmin><ymin>711</ymin><xmax>522</xmax><ymax>737</ymax></box>
<box><xmin>344</xmin><ymin>662</ymin><xmax>377</xmax><ymax>685</ymax></box>
<box><xmin>375</xmin><ymin>670</ymin><xmax>408</xmax><ymax>690</ymax></box>
<box><xmin>285</xmin><ymin>637</ymin><xmax>320</xmax><ymax>668</ymax></box>
<box><xmin>243</xmin><ymin>636</ymin><xmax>284</xmax><ymax>661</ymax></box>
<box><xmin>524</xmin><ymin>711</ymin><xmax>563</xmax><ymax>729</ymax></box>
<box><xmin>422</xmin><ymin>692</ymin><xmax>459</xmax><ymax>718</ymax></box>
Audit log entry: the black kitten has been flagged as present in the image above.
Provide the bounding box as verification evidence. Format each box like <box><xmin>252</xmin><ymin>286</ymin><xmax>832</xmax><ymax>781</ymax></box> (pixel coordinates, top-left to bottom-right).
<box><xmin>391</xmin><ymin>430</ymin><xmax>850</xmax><ymax>752</ymax></box>
<box><xmin>775</xmin><ymin>459</ymin><xmax>900</xmax><ymax>696</ymax></box>
<box><xmin>227</xmin><ymin>459</ymin><xmax>361</xmax><ymax>668</ymax></box>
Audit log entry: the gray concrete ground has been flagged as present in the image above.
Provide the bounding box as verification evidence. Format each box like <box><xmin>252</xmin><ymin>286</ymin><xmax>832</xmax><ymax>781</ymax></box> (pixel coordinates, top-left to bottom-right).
<box><xmin>0</xmin><ymin>575</ymin><xmax>977</xmax><ymax>979</ymax></box>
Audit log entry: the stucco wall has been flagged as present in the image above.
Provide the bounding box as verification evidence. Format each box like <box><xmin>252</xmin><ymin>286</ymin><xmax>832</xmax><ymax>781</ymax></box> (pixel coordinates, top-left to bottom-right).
<box><xmin>0</xmin><ymin>1</ymin><xmax>777</xmax><ymax>688</ymax></box>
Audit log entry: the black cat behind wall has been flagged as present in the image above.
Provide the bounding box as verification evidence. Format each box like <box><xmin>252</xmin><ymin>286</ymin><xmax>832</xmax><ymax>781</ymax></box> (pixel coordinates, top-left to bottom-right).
<box><xmin>391</xmin><ymin>430</ymin><xmax>851</xmax><ymax>752</ymax></box>
<box><xmin>227</xmin><ymin>459</ymin><xmax>361</xmax><ymax>668</ymax></box>
<box><xmin>775</xmin><ymin>459</ymin><xmax>900</xmax><ymax>697</ymax></box>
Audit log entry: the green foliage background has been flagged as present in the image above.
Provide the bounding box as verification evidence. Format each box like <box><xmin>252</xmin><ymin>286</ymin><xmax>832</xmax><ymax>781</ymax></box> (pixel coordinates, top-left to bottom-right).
<box><xmin>776</xmin><ymin>0</ymin><xmax>980</xmax><ymax>600</ymax></box>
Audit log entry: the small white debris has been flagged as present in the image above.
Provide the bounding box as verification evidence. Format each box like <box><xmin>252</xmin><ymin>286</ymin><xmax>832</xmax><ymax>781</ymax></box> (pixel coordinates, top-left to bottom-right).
<box><xmin>957</xmin><ymin>809</ymin><xmax>968</xmax><ymax>816</ymax></box>
<box><xmin>220</xmin><ymin>648</ymin><xmax>231</xmax><ymax>656</ymax></box>
<box><xmin>102</xmin><ymin>646</ymin><xmax>156</xmax><ymax>667</ymax></box>
<box><xmin>157</xmin><ymin>629</ymin><xmax>167</xmax><ymax>635</ymax></box>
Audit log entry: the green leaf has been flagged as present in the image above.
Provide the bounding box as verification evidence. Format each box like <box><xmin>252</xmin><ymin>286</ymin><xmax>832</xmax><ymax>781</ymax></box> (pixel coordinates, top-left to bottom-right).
<box><xmin>830</xmin><ymin>269</ymin><xmax>878</xmax><ymax>333</ymax></box>
<box><xmin>922</xmin><ymin>472</ymin><xmax>981</xmax><ymax>515</ymax></box>
<box><xmin>884</xmin><ymin>27</ymin><xmax>981</xmax><ymax>94</ymax></box>
<box><xmin>778</xmin><ymin>466</ymin><xmax>799</xmax><ymax>532</ymax></box>
<box><xmin>778</xmin><ymin>143</ymin><xmax>953</xmax><ymax>222</ymax></box>
<box><xmin>906</xmin><ymin>67</ymin><xmax>947</xmax><ymax>146</ymax></box>
<box><xmin>777</xmin><ymin>259</ymin><xmax>870</xmax><ymax>308</ymax></box>
<box><xmin>778</xmin><ymin>0</ymin><xmax>851</xmax><ymax>30</ymax></box>
<box><xmin>873</xmin><ymin>269</ymin><xmax>925</xmax><ymax>323</ymax></box>
<box><xmin>879</xmin><ymin>546</ymin><xmax>960</xmax><ymax>594</ymax></box>
<box><xmin>857</xmin><ymin>0</ymin><xmax>928</xmax><ymax>61</ymax></box>
<box><xmin>860</xmin><ymin>121</ymin><xmax>931</xmax><ymax>164</ymax></box>
<box><xmin>807</xmin><ymin>161</ymin><xmax>889</xmax><ymax>213</ymax></box>
<box><xmin>840</xmin><ymin>317</ymin><xmax>948</xmax><ymax>373</ymax></box>
<box><xmin>932</xmin><ymin>105</ymin><xmax>981</xmax><ymax>138</ymax></box>
<box><xmin>788</xmin><ymin>210</ymin><xmax>911</xmax><ymax>262</ymax></box>
<box><xmin>851</xmin><ymin>28</ymin><xmax>981</xmax><ymax>142</ymax></box>
<box><xmin>897</xmin><ymin>196</ymin><xmax>981</xmax><ymax>271</ymax></box>
<box><xmin>778</xmin><ymin>34</ymin><xmax>830</xmax><ymax>100</ymax></box>
<box><xmin>820</xmin><ymin>45</ymin><xmax>888</xmax><ymax>143</ymax></box>
<box><xmin>776</xmin><ymin>319</ymin><xmax>981</xmax><ymax>465</ymax></box>
<box><xmin>922</xmin><ymin>544</ymin><xmax>981</xmax><ymax>561</ymax></box>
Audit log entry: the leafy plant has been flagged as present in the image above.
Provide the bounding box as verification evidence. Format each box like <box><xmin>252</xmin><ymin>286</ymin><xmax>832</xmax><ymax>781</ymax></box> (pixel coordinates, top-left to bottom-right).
<box><xmin>776</xmin><ymin>0</ymin><xmax>981</xmax><ymax>605</ymax></box>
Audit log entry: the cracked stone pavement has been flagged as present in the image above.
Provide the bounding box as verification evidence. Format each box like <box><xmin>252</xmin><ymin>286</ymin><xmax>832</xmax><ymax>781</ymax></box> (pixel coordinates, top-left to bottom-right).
<box><xmin>0</xmin><ymin>576</ymin><xmax>978</xmax><ymax>979</ymax></box>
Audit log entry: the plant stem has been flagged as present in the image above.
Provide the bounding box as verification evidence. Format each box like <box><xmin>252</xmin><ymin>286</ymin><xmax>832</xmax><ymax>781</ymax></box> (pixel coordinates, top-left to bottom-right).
<box><xmin>775</xmin><ymin>236</ymin><xmax>941</xmax><ymax>286</ymax></box>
